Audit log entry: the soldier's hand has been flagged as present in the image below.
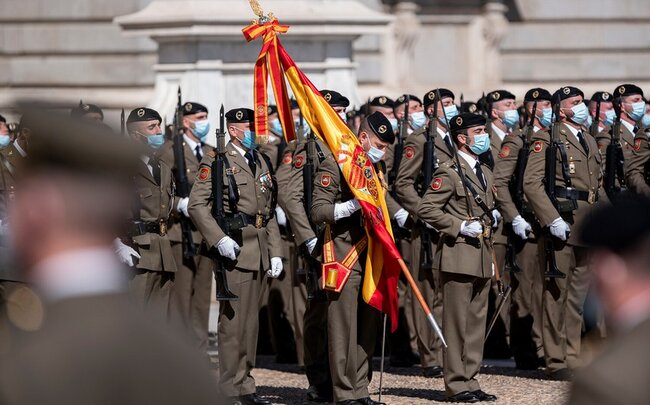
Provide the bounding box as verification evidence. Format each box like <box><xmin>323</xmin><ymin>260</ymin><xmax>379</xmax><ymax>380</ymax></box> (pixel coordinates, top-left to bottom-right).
<box><xmin>549</xmin><ymin>217</ymin><xmax>570</xmax><ymax>241</ymax></box>
<box><xmin>512</xmin><ymin>215</ymin><xmax>533</xmax><ymax>240</ymax></box>
<box><xmin>275</xmin><ymin>206</ymin><xmax>287</xmax><ymax>227</ymax></box>
<box><xmin>266</xmin><ymin>256</ymin><xmax>284</xmax><ymax>278</ymax></box>
<box><xmin>216</xmin><ymin>236</ymin><xmax>241</xmax><ymax>260</ymax></box>
<box><xmin>460</xmin><ymin>220</ymin><xmax>483</xmax><ymax>238</ymax></box>
<box><xmin>177</xmin><ymin>197</ymin><xmax>190</xmax><ymax>217</ymax></box>
<box><xmin>305</xmin><ymin>237</ymin><xmax>318</xmax><ymax>255</ymax></box>
<box><xmin>113</xmin><ymin>238</ymin><xmax>141</xmax><ymax>267</ymax></box>
<box><xmin>334</xmin><ymin>198</ymin><xmax>361</xmax><ymax>221</ymax></box>
<box><xmin>393</xmin><ymin>208</ymin><xmax>410</xmax><ymax>228</ymax></box>
<box><xmin>491</xmin><ymin>209</ymin><xmax>502</xmax><ymax>229</ymax></box>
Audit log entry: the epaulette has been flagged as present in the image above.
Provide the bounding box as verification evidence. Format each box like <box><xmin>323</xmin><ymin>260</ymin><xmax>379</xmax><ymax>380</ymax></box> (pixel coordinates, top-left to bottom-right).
<box><xmin>207</xmin><ymin>149</ymin><xmax>216</xmax><ymax>158</ymax></box>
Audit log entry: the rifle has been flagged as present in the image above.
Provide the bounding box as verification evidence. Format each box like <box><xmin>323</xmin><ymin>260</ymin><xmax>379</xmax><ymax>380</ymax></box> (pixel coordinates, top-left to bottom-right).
<box><xmin>120</xmin><ymin>108</ymin><xmax>125</xmax><ymax>136</ymax></box>
<box><xmin>590</xmin><ymin>100</ymin><xmax>601</xmax><ymax>139</ymax></box>
<box><xmin>480</xmin><ymin>96</ymin><xmax>495</xmax><ymax>170</ymax></box>
<box><xmin>389</xmin><ymin>95</ymin><xmax>409</xmax><ymax>190</ymax></box>
<box><xmin>418</xmin><ymin>100</ymin><xmax>438</xmax><ymax>271</ymax></box>
<box><xmin>543</xmin><ymin>96</ymin><xmax>567</xmax><ymax>278</ymax></box>
<box><xmin>172</xmin><ymin>87</ymin><xmax>197</xmax><ymax>260</ymax></box>
<box><xmin>210</xmin><ymin>105</ymin><xmax>238</xmax><ymax>301</ymax></box>
<box><xmin>604</xmin><ymin>99</ymin><xmax>626</xmax><ymax>199</ymax></box>
<box><xmin>302</xmin><ymin>121</ymin><xmax>323</xmax><ymax>300</ymax></box>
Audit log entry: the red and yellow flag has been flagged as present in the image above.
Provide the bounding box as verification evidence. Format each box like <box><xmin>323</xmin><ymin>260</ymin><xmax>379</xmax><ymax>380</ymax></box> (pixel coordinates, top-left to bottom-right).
<box><xmin>243</xmin><ymin>19</ymin><xmax>402</xmax><ymax>330</ymax></box>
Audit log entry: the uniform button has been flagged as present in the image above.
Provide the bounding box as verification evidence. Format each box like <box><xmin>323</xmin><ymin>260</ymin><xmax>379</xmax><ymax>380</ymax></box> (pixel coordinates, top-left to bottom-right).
<box><xmin>161</xmin><ymin>204</ymin><xmax>166</xmax><ymax>209</ymax></box>
<box><xmin>589</xmin><ymin>171</ymin><xmax>592</xmax><ymax>175</ymax></box>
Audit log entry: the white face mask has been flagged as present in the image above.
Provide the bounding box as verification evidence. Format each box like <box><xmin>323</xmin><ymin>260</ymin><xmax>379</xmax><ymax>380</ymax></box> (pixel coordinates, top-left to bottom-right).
<box><xmin>363</xmin><ymin>135</ymin><xmax>385</xmax><ymax>163</ymax></box>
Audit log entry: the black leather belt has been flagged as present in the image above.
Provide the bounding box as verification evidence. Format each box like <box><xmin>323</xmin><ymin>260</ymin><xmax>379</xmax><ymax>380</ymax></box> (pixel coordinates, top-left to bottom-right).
<box><xmin>554</xmin><ymin>187</ymin><xmax>597</xmax><ymax>204</ymax></box>
<box><xmin>225</xmin><ymin>213</ymin><xmax>270</xmax><ymax>230</ymax></box>
<box><xmin>130</xmin><ymin>220</ymin><xmax>169</xmax><ymax>236</ymax></box>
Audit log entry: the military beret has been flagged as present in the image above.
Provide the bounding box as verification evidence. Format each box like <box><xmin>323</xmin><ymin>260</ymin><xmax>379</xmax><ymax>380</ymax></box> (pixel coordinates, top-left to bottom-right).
<box><xmin>346</xmin><ymin>110</ymin><xmax>357</xmax><ymax>119</ymax></box>
<box><xmin>460</xmin><ymin>102</ymin><xmax>478</xmax><ymax>114</ymax></box>
<box><xmin>395</xmin><ymin>94</ymin><xmax>422</xmax><ymax>107</ymax></box>
<box><xmin>423</xmin><ymin>88</ymin><xmax>455</xmax><ymax>108</ymax></box>
<box><xmin>590</xmin><ymin>91</ymin><xmax>613</xmax><ymax>103</ymax></box>
<box><xmin>524</xmin><ymin>88</ymin><xmax>552</xmax><ymax>102</ymax></box>
<box><xmin>71</xmin><ymin>102</ymin><xmax>103</xmax><ymax>119</ymax></box>
<box><xmin>613</xmin><ymin>84</ymin><xmax>644</xmax><ymax>98</ymax></box>
<box><xmin>365</xmin><ymin>111</ymin><xmax>395</xmax><ymax>144</ymax></box>
<box><xmin>182</xmin><ymin>101</ymin><xmax>208</xmax><ymax>116</ymax></box>
<box><xmin>127</xmin><ymin>107</ymin><xmax>162</xmax><ymax>124</ymax></box>
<box><xmin>370</xmin><ymin>96</ymin><xmax>395</xmax><ymax>109</ymax></box>
<box><xmin>487</xmin><ymin>90</ymin><xmax>516</xmax><ymax>103</ymax></box>
<box><xmin>580</xmin><ymin>192</ymin><xmax>650</xmax><ymax>254</ymax></box>
<box><xmin>290</xmin><ymin>99</ymin><xmax>300</xmax><ymax>110</ymax></box>
<box><xmin>225</xmin><ymin>108</ymin><xmax>254</xmax><ymax>123</ymax></box>
<box><xmin>267</xmin><ymin>105</ymin><xmax>278</xmax><ymax>115</ymax></box>
<box><xmin>320</xmin><ymin>90</ymin><xmax>349</xmax><ymax>107</ymax></box>
<box><xmin>552</xmin><ymin>86</ymin><xmax>585</xmax><ymax>104</ymax></box>
<box><xmin>449</xmin><ymin>112</ymin><xmax>486</xmax><ymax>133</ymax></box>
<box><xmin>0</xmin><ymin>114</ymin><xmax>5</xmax><ymax>123</ymax></box>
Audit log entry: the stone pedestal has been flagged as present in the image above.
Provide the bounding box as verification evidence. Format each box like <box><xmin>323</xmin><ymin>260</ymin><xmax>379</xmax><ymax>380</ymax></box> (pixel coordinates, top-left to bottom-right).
<box><xmin>115</xmin><ymin>0</ymin><xmax>392</xmax><ymax>133</ymax></box>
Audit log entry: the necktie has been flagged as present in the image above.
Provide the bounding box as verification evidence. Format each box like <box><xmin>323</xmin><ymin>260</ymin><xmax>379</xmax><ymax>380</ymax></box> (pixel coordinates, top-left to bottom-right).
<box><xmin>576</xmin><ymin>131</ymin><xmax>589</xmax><ymax>154</ymax></box>
<box><xmin>474</xmin><ymin>161</ymin><xmax>487</xmax><ymax>190</ymax></box>
<box><xmin>151</xmin><ymin>159</ymin><xmax>161</xmax><ymax>185</ymax></box>
<box><xmin>444</xmin><ymin>135</ymin><xmax>454</xmax><ymax>155</ymax></box>
<box><xmin>244</xmin><ymin>151</ymin><xmax>256</xmax><ymax>175</ymax></box>
<box><xmin>195</xmin><ymin>144</ymin><xmax>202</xmax><ymax>162</ymax></box>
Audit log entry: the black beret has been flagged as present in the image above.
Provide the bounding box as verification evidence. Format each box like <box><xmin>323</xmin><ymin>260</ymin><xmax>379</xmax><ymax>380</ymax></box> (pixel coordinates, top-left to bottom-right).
<box><xmin>449</xmin><ymin>113</ymin><xmax>486</xmax><ymax>133</ymax></box>
<box><xmin>370</xmin><ymin>96</ymin><xmax>395</xmax><ymax>109</ymax></box>
<box><xmin>580</xmin><ymin>192</ymin><xmax>650</xmax><ymax>253</ymax></box>
<box><xmin>225</xmin><ymin>108</ymin><xmax>254</xmax><ymax>123</ymax></box>
<box><xmin>552</xmin><ymin>86</ymin><xmax>585</xmax><ymax>105</ymax></box>
<box><xmin>487</xmin><ymin>90</ymin><xmax>516</xmax><ymax>103</ymax></box>
<box><xmin>71</xmin><ymin>102</ymin><xmax>103</xmax><ymax>119</ymax></box>
<box><xmin>524</xmin><ymin>88</ymin><xmax>552</xmax><ymax>102</ymax></box>
<box><xmin>182</xmin><ymin>101</ymin><xmax>208</xmax><ymax>116</ymax></box>
<box><xmin>346</xmin><ymin>110</ymin><xmax>357</xmax><ymax>119</ymax></box>
<box><xmin>267</xmin><ymin>105</ymin><xmax>278</xmax><ymax>115</ymax></box>
<box><xmin>460</xmin><ymin>102</ymin><xmax>478</xmax><ymax>114</ymax></box>
<box><xmin>590</xmin><ymin>91</ymin><xmax>613</xmax><ymax>103</ymax></box>
<box><xmin>127</xmin><ymin>107</ymin><xmax>162</xmax><ymax>124</ymax></box>
<box><xmin>365</xmin><ymin>111</ymin><xmax>395</xmax><ymax>144</ymax></box>
<box><xmin>290</xmin><ymin>99</ymin><xmax>300</xmax><ymax>110</ymax></box>
<box><xmin>320</xmin><ymin>90</ymin><xmax>349</xmax><ymax>107</ymax></box>
<box><xmin>423</xmin><ymin>88</ymin><xmax>455</xmax><ymax>108</ymax></box>
<box><xmin>613</xmin><ymin>84</ymin><xmax>644</xmax><ymax>98</ymax></box>
<box><xmin>395</xmin><ymin>94</ymin><xmax>422</xmax><ymax>107</ymax></box>
<box><xmin>0</xmin><ymin>114</ymin><xmax>5</xmax><ymax>123</ymax></box>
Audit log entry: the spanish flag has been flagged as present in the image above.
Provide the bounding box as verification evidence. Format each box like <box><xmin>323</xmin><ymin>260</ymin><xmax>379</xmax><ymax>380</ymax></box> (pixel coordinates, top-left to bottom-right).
<box><xmin>243</xmin><ymin>19</ymin><xmax>402</xmax><ymax>330</ymax></box>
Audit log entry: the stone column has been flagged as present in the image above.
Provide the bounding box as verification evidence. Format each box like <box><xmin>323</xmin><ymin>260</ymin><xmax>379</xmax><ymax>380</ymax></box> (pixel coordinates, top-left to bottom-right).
<box><xmin>392</xmin><ymin>1</ymin><xmax>421</xmax><ymax>88</ymax></box>
<box><xmin>468</xmin><ymin>0</ymin><xmax>509</xmax><ymax>93</ymax></box>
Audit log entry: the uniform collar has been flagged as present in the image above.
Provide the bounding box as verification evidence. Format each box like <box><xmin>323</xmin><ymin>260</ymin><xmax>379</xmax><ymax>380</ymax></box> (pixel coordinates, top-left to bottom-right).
<box><xmin>436</xmin><ymin>126</ymin><xmax>449</xmax><ymax>139</ymax></box>
<box><xmin>492</xmin><ymin>125</ymin><xmax>507</xmax><ymax>142</ymax></box>
<box><xmin>621</xmin><ymin>119</ymin><xmax>635</xmax><ymax>134</ymax></box>
<box><xmin>230</xmin><ymin>141</ymin><xmax>248</xmax><ymax>159</ymax></box>
<box><xmin>183</xmin><ymin>134</ymin><xmax>201</xmax><ymax>152</ymax></box>
<box><xmin>458</xmin><ymin>150</ymin><xmax>478</xmax><ymax>169</ymax></box>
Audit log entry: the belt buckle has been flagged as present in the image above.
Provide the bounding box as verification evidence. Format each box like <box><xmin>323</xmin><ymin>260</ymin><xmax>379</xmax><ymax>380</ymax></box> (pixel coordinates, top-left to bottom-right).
<box><xmin>255</xmin><ymin>213</ymin><xmax>263</xmax><ymax>229</ymax></box>
<box><xmin>159</xmin><ymin>220</ymin><xmax>168</xmax><ymax>236</ymax></box>
<box><xmin>587</xmin><ymin>191</ymin><xmax>596</xmax><ymax>204</ymax></box>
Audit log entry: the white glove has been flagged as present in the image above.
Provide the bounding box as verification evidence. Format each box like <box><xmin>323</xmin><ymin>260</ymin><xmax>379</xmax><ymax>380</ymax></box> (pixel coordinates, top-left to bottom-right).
<box><xmin>113</xmin><ymin>238</ymin><xmax>140</xmax><ymax>267</ymax></box>
<box><xmin>275</xmin><ymin>206</ymin><xmax>287</xmax><ymax>227</ymax></box>
<box><xmin>491</xmin><ymin>209</ymin><xmax>502</xmax><ymax>229</ymax></box>
<box><xmin>177</xmin><ymin>197</ymin><xmax>189</xmax><ymax>217</ymax></box>
<box><xmin>266</xmin><ymin>256</ymin><xmax>284</xmax><ymax>278</ymax></box>
<box><xmin>305</xmin><ymin>237</ymin><xmax>318</xmax><ymax>254</ymax></box>
<box><xmin>460</xmin><ymin>220</ymin><xmax>483</xmax><ymax>238</ymax></box>
<box><xmin>393</xmin><ymin>208</ymin><xmax>409</xmax><ymax>228</ymax></box>
<box><xmin>333</xmin><ymin>198</ymin><xmax>361</xmax><ymax>221</ymax></box>
<box><xmin>512</xmin><ymin>215</ymin><xmax>532</xmax><ymax>240</ymax></box>
<box><xmin>216</xmin><ymin>236</ymin><xmax>241</xmax><ymax>260</ymax></box>
<box><xmin>549</xmin><ymin>217</ymin><xmax>570</xmax><ymax>241</ymax></box>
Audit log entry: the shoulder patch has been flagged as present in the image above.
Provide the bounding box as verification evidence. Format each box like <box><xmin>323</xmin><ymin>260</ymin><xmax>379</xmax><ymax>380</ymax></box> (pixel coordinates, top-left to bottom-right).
<box><xmin>404</xmin><ymin>146</ymin><xmax>415</xmax><ymax>159</ymax></box>
<box><xmin>498</xmin><ymin>145</ymin><xmax>510</xmax><ymax>158</ymax></box>
<box><xmin>431</xmin><ymin>177</ymin><xmax>443</xmax><ymax>191</ymax></box>
<box><xmin>634</xmin><ymin>138</ymin><xmax>642</xmax><ymax>151</ymax></box>
<box><xmin>294</xmin><ymin>155</ymin><xmax>304</xmax><ymax>168</ymax></box>
<box><xmin>282</xmin><ymin>153</ymin><xmax>293</xmax><ymax>165</ymax></box>
<box><xmin>320</xmin><ymin>174</ymin><xmax>331</xmax><ymax>187</ymax></box>
<box><xmin>533</xmin><ymin>141</ymin><xmax>544</xmax><ymax>153</ymax></box>
<box><xmin>197</xmin><ymin>166</ymin><xmax>210</xmax><ymax>182</ymax></box>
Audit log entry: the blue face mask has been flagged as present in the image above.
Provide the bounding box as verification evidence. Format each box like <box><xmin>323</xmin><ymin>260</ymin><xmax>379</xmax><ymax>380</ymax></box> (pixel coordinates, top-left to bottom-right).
<box><xmin>585</xmin><ymin>115</ymin><xmax>593</xmax><ymax>128</ymax></box>
<box><xmin>270</xmin><ymin>118</ymin><xmax>283</xmax><ymax>135</ymax></box>
<box><xmin>469</xmin><ymin>133</ymin><xmax>490</xmax><ymax>155</ymax></box>
<box><xmin>147</xmin><ymin>133</ymin><xmax>166</xmax><ymax>150</ymax></box>
<box><xmin>409</xmin><ymin>111</ymin><xmax>426</xmax><ymax>129</ymax></box>
<box><xmin>570</xmin><ymin>103</ymin><xmax>589</xmax><ymax>125</ymax></box>
<box><xmin>388</xmin><ymin>117</ymin><xmax>398</xmax><ymax>132</ymax></box>
<box><xmin>627</xmin><ymin>101</ymin><xmax>646</xmax><ymax>121</ymax></box>
<box><xmin>642</xmin><ymin>113</ymin><xmax>650</xmax><ymax>128</ymax></box>
<box><xmin>502</xmin><ymin>109</ymin><xmax>520</xmax><ymax>129</ymax></box>
<box><xmin>603</xmin><ymin>109</ymin><xmax>617</xmax><ymax>126</ymax></box>
<box><xmin>239</xmin><ymin>130</ymin><xmax>256</xmax><ymax>150</ymax></box>
<box><xmin>193</xmin><ymin>119</ymin><xmax>210</xmax><ymax>141</ymax></box>
<box><xmin>438</xmin><ymin>104</ymin><xmax>459</xmax><ymax>126</ymax></box>
<box><xmin>0</xmin><ymin>135</ymin><xmax>10</xmax><ymax>148</ymax></box>
<box><xmin>539</xmin><ymin>107</ymin><xmax>553</xmax><ymax>128</ymax></box>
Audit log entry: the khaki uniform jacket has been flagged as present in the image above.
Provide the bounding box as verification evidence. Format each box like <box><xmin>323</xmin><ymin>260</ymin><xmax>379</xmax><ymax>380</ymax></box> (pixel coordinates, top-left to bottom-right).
<box><xmin>395</xmin><ymin>126</ymin><xmax>454</xmax><ymax>217</ymax></box>
<box><xmin>281</xmin><ymin>139</ymin><xmax>332</xmax><ymax>246</ymax></box>
<box><xmin>188</xmin><ymin>143</ymin><xmax>282</xmax><ymax>272</ymax></box>
<box><xmin>417</xmin><ymin>159</ymin><xmax>496</xmax><ymax>278</ymax></box>
<box><xmin>624</xmin><ymin>129</ymin><xmax>650</xmax><ymax>198</ymax></box>
<box><xmin>158</xmin><ymin>139</ymin><xmax>212</xmax><ymax>244</ymax></box>
<box><xmin>523</xmin><ymin>123</ymin><xmax>601</xmax><ymax>246</ymax></box>
<box><xmin>258</xmin><ymin>132</ymin><xmax>284</xmax><ymax>171</ymax></box>
<box><xmin>131</xmin><ymin>158</ymin><xmax>178</xmax><ymax>273</ymax></box>
<box><xmin>0</xmin><ymin>144</ymin><xmax>23</xmax><ymax>221</ymax></box>
<box><xmin>493</xmin><ymin>129</ymin><xmax>526</xmax><ymax>223</ymax></box>
<box><xmin>488</xmin><ymin>126</ymin><xmax>506</xmax><ymax>243</ymax></box>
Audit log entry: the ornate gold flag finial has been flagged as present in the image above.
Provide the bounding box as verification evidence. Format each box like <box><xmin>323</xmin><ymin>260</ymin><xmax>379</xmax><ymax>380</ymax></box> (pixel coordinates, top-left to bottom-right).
<box><xmin>247</xmin><ymin>0</ymin><xmax>274</xmax><ymax>23</ymax></box>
